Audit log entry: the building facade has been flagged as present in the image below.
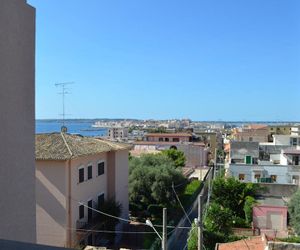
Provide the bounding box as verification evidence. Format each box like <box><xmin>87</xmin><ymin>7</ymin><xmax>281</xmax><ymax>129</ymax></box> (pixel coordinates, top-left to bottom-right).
<box><xmin>36</xmin><ymin>133</ymin><xmax>131</xmax><ymax>248</ymax></box>
<box><xmin>145</xmin><ymin>133</ymin><xmax>192</xmax><ymax>143</ymax></box>
<box><xmin>0</xmin><ymin>0</ymin><xmax>36</xmax><ymax>243</ymax></box>
<box><xmin>232</xmin><ymin>124</ymin><xmax>269</xmax><ymax>143</ymax></box>
<box><xmin>108</xmin><ymin>127</ymin><xmax>128</xmax><ymax>140</ymax></box>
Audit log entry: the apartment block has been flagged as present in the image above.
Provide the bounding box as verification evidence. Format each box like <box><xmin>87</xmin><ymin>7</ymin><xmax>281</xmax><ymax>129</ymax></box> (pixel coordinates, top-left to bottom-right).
<box><xmin>35</xmin><ymin>133</ymin><xmax>131</xmax><ymax>247</ymax></box>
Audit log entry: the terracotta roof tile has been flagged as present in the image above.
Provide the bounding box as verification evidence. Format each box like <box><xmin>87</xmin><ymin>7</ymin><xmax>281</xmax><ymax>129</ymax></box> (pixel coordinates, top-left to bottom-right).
<box><xmin>218</xmin><ymin>236</ymin><xmax>266</xmax><ymax>250</ymax></box>
<box><xmin>35</xmin><ymin>133</ymin><xmax>132</xmax><ymax>160</ymax></box>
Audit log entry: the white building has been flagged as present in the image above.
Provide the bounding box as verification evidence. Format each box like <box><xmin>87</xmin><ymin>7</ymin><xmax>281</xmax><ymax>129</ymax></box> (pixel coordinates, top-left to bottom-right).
<box><xmin>108</xmin><ymin>127</ymin><xmax>128</xmax><ymax>140</ymax></box>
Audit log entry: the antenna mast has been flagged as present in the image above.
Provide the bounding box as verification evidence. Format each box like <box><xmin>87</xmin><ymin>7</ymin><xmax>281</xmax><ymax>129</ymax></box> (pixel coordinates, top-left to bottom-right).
<box><xmin>55</xmin><ymin>81</ymin><xmax>74</xmax><ymax>126</ymax></box>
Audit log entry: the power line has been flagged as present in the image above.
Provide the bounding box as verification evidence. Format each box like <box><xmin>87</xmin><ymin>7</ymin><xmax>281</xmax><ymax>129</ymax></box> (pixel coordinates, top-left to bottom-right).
<box><xmin>72</xmin><ymin>197</ymin><xmax>191</xmax><ymax>230</ymax></box>
<box><xmin>172</xmin><ymin>182</ymin><xmax>192</xmax><ymax>225</ymax></box>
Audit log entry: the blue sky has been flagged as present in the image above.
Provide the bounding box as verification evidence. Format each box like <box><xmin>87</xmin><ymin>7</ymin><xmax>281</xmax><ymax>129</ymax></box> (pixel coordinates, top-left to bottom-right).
<box><xmin>28</xmin><ymin>0</ymin><xmax>300</xmax><ymax>121</ymax></box>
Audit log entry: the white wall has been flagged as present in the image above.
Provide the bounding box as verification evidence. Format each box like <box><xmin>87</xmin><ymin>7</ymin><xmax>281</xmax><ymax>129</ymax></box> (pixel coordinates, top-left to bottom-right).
<box><xmin>229</xmin><ymin>163</ymin><xmax>299</xmax><ymax>185</ymax></box>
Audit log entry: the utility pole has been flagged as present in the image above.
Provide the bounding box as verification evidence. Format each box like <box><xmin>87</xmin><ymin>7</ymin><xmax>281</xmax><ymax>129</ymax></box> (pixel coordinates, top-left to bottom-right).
<box><xmin>198</xmin><ymin>195</ymin><xmax>203</xmax><ymax>250</ymax></box>
<box><xmin>162</xmin><ymin>208</ymin><xmax>167</xmax><ymax>250</ymax></box>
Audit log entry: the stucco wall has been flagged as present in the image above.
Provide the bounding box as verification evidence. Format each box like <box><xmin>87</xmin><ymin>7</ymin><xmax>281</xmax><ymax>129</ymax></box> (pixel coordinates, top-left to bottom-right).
<box><xmin>36</xmin><ymin>160</ymin><xmax>67</xmax><ymax>247</ymax></box>
<box><xmin>0</xmin><ymin>0</ymin><xmax>36</xmax><ymax>243</ymax></box>
<box><xmin>70</xmin><ymin>153</ymin><xmax>108</xmax><ymax>246</ymax></box>
<box><xmin>256</xmin><ymin>183</ymin><xmax>299</xmax><ymax>197</ymax></box>
<box><xmin>115</xmin><ymin>150</ymin><xmax>129</xmax><ymax>219</ymax></box>
<box><xmin>253</xmin><ymin>205</ymin><xmax>288</xmax><ymax>238</ymax></box>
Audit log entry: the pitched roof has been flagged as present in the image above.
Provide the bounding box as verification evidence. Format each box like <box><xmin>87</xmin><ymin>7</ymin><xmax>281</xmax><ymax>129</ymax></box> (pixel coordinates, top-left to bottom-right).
<box><xmin>36</xmin><ymin>133</ymin><xmax>132</xmax><ymax>160</ymax></box>
<box><xmin>218</xmin><ymin>236</ymin><xmax>266</xmax><ymax>250</ymax></box>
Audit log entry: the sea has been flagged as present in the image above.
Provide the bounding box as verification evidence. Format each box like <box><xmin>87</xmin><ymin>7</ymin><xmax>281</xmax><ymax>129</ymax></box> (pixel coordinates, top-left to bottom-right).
<box><xmin>36</xmin><ymin>120</ymin><xmax>108</xmax><ymax>137</ymax></box>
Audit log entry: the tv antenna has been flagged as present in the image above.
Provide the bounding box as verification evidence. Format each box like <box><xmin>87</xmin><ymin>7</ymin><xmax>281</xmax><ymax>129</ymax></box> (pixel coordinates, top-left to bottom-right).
<box><xmin>55</xmin><ymin>81</ymin><xmax>74</xmax><ymax>127</ymax></box>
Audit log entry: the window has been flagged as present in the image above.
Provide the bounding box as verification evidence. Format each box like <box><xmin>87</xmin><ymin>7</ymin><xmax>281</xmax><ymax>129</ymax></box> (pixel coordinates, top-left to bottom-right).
<box><xmin>254</xmin><ymin>174</ymin><xmax>261</xmax><ymax>179</ymax></box>
<box><xmin>271</xmin><ymin>175</ymin><xmax>277</xmax><ymax>182</ymax></box>
<box><xmin>165</xmin><ymin>138</ymin><xmax>169</xmax><ymax>142</ymax></box>
<box><xmin>79</xmin><ymin>168</ymin><xmax>84</xmax><ymax>183</ymax></box>
<box><xmin>98</xmin><ymin>193</ymin><xmax>105</xmax><ymax>209</ymax></box>
<box><xmin>291</xmin><ymin>138</ymin><xmax>297</xmax><ymax>146</ymax></box>
<box><xmin>98</xmin><ymin>162</ymin><xmax>105</xmax><ymax>176</ymax></box>
<box><xmin>173</xmin><ymin>138</ymin><xmax>179</xmax><ymax>142</ymax></box>
<box><xmin>292</xmin><ymin>156</ymin><xmax>299</xmax><ymax>166</ymax></box>
<box><xmin>239</xmin><ymin>174</ymin><xmax>245</xmax><ymax>181</ymax></box>
<box><xmin>245</xmin><ymin>155</ymin><xmax>252</xmax><ymax>164</ymax></box>
<box><xmin>79</xmin><ymin>205</ymin><xmax>84</xmax><ymax>219</ymax></box>
<box><xmin>159</xmin><ymin>137</ymin><xmax>163</xmax><ymax>142</ymax></box>
<box><xmin>249</xmin><ymin>137</ymin><xmax>253</xmax><ymax>142</ymax></box>
<box><xmin>88</xmin><ymin>165</ymin><xmax>93</xmax><ymax>180</ymax></box>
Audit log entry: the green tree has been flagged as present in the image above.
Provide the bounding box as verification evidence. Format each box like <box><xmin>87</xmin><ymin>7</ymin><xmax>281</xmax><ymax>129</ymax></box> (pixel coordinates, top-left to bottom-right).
<box><xmin>243</xmin><ymin>196</ymin><xmax>257</xmax><ymax>225</ymax></box>
<box><xmin>95</xmin><ymin>198</ymin><xmax>122</xmax><ymax>230</ymax></box>
<box><xmin>204</xmin><ymin>202</ymin><xmax>233</xmax><ymax>236</ymax></box>
<box><xmin>187</xmin><ymin>223</ymin><xmax>198</xmax><ymax>250</ymax></box>
<box><xmin>162</xmin><ymin>148</ymin><xmax>186</xmax><ymax>168</ymax></box>
<box><xmin>129</xmin><ymin>154</ymin><xmax>186</xmax><ymax>209</ymax></box>
<box><xmin>211</xmin><ymin>176</ymin><xmax>260</xmax><ymax>218</ymax></box>
<box><xmin>288</xmin><ymin>189</ymin><xmax>300</xmax><ymax>235</ymax></box>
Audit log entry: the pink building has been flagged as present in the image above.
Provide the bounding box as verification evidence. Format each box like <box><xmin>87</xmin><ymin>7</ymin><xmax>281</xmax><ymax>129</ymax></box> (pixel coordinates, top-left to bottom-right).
<box><xmin>35</xmin><ymin>132</ymin><xmax>131</xmax><ymax>248</ymax></box>
<box><xmin>253</xmin><ymin>203</ymin><xmax>288</xmax><ymax>238</ymax></box>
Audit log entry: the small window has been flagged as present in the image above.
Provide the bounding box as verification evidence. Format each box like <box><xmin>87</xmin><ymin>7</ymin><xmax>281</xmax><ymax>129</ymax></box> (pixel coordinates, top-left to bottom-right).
<box><xmin>173</xmin><ymin>138</ymin><xmax>179</xmax><ymax>142</ymax></box>
<box><xmin>79</xmin><ymin>205</ymin><xmax>84</xmax><ymax>219</ymax></box>
<box><xmin>254</xmin><ymin>174</ymin><xmax>261</xmax><ymax>179</ymax></box>
<box><xmin>249</xmin><ymin>137</ymin><xmax>253</xmax><ymax>142</ymax></box>
<box><xmin>159</xmin><ymin>138</ymin><xmax>163</xmax><ymax>142</ymax></box>
<box><xmin>88</xmin><ymin>165</ymin><xmax>93</xmax><ymax>180</ymax></box>
<box><xmin>79</xmin><ymin>168</ymin><xmax>84</xmax><ymax>183</ymax></box>
<box><xmin>239</xmin><ymin>174</ymin><xmax>245</xmax><ymax>181</ymax></box>
<box><xmin>271</xmin><ymin>175</ymin><xmax>277</xmax><ymax>182</ymax></box>
<box><xmin>98</xmin><ymin>194</ymin><xmax>105</xmax><ymax>209</ymax></box>
<box><xmin>165</xmin><ymin>138</ymin><xmax>169</xmax><ymax>142</ymax></box>
<box><xmin>98</xmin><ymin>162</ymin><xmax>105</xmax><ymax>176</ymax></box>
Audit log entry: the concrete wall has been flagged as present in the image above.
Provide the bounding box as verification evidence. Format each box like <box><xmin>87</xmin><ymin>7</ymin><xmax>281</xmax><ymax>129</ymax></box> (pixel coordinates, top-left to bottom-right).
<box><xmin>0</xmin><ymin>0</ymin><xmax>36</xmax><ymax>243</ymax></box>
<box><xmin>36</xmin><ymin>161</ymin><xmax>67</xmax><ymax>247</ymax></box>
<box><xmin>256</xmin><ymin>183</ymin><xmax>299</xmax><ymax>197</ymax></box>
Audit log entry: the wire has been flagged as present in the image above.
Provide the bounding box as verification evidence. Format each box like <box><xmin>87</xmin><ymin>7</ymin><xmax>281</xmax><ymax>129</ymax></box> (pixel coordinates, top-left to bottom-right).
<box><xmin>72</xmin><ymin>197</ymin><xmax>191</xmax><ymax>230</ymax></box>
<box><xmin>172</xmin><ymin>182</ymin><xmax>192</xmax><ymax>225</ymax></box>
